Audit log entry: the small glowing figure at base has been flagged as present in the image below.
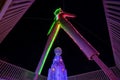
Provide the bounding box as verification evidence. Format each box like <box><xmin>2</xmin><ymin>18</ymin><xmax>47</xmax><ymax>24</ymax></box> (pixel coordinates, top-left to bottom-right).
<box><xmin>47</xmin><ymin>47</ymin><xmax>67</xmax><ymax>80</ymax></box>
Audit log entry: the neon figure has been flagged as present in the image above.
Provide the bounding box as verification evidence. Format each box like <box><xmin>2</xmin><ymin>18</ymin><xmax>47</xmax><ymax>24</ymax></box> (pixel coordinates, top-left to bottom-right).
<box><xmin>34</xmin><ymin>8</ymin><xmax>118</xmax><ymax>80</ymax></box>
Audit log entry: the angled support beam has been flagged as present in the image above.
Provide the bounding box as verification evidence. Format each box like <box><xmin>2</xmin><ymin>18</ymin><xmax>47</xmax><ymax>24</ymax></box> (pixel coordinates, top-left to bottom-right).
<box><xmin>34</xmin><ymin>20</ymin><xmax>61</xmax><ymax>80</ymax></box>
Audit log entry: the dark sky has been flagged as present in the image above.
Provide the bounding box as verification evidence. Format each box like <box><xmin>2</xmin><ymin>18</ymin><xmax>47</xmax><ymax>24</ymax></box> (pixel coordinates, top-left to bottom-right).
<box><xmin>0</xmin><ymin>0</ymin><xmax>115</xmax><ymax>76</ymax></box>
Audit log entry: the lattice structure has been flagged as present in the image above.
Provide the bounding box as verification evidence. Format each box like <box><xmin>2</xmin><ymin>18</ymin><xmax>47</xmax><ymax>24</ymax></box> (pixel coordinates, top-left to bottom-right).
<box><xmin>68</xmin><ymin>67</ymin><xmax>120</xmax><ymax>80</ymax></box>
<box><xmin>0</xmin><ymin>59</ymin><xmax>47</xmax><ymax>80</ymax></box>
<box><xmin>103</xmin><ymin>0</ymin><xmax>120</xmax><ymax>70</ymax></box>
<box><xmin>1</xmin><ymin>59</ymin><xmax>120</xmax><ymax>80</ymax></box>
<box><xmin>0</xmin><ymin>0</ymin><xmax>35</xmax><ymax>43</ymax></box>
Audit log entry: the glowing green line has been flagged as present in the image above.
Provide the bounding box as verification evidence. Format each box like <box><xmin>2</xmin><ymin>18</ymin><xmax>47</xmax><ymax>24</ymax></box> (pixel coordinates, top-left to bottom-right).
<box><xmin>54</xmin><ymin>8</ymin><xmax>61</xmax><ymax>16</ymax></box>
<box><xmin>47</xmin><ymin>8</ymin><xmax>61</xmax><ymax>35</ymax></box>
<box><xmin>38</xmin><ymin>24</ymin><xmax>61</xmax><ymax>75</ymax></box>
<box><xmin>47</xmin><ymin>21</ymin><xmax>56</xmax><ymax>35</ymax></box>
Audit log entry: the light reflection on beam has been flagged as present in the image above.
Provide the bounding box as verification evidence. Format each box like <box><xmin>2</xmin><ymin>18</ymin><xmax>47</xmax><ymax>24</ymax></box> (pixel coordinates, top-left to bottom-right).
<box><xmin>34</xmin><ymin>21</ymin><xmax>61</xmax><ymax>80</ymax></box>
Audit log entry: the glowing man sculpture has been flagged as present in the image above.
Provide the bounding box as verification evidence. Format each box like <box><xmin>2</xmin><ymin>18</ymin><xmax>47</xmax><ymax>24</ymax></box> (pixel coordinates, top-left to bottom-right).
<box><xmin>47</xmin><ymin>47</ymin><xmax>67</xmax><ymax>80</ymax></box>
<box><xmin>34</xmin><ymin>8</ymin><xmax>119</xmax><ymax>80</ymax></box>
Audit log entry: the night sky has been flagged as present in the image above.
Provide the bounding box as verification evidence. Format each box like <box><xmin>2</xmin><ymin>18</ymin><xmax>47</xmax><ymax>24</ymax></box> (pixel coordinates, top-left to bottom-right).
<box><xmin>0</xmin><ymin>0</ymin><xmax>115</xmax><ymax>76</ymax></box>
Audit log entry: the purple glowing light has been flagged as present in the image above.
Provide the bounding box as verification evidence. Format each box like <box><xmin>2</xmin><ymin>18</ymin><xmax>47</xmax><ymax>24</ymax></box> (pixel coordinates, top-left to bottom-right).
<box><xmin>47</xmin><ymin>47</ymin><xmax>67</xmax><ymax>80</ymax></box>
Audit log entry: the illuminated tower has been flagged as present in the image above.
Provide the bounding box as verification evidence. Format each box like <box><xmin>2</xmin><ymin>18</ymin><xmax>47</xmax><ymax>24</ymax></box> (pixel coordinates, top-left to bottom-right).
<box><xmin>47</xmin><ymin>47</ymin><xmax>67</xmax><ymax>80</ymax></box>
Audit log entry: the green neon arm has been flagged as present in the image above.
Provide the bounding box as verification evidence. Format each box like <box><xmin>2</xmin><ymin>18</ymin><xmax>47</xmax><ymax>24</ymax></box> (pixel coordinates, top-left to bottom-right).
<box><xmin>47</xmin><ymin>8</ymin><xmax>62</xmax><ymax>35</ymax></box>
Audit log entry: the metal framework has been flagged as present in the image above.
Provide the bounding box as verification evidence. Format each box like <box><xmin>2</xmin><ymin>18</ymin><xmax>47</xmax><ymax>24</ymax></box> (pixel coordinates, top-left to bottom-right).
<box><xmin>0</xmin><ymin>0</ymin><xmax>35</xmax><ymax>43</ymax></box>
<box><xmin>102</xmin><ymin>0</ymin><xmax>120</xmax><ymax>71</ymax></box>
<box><xmin>34</xmin><ymin>8</ymin><xmax>119</xmax><ymax>80</ymax></box>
